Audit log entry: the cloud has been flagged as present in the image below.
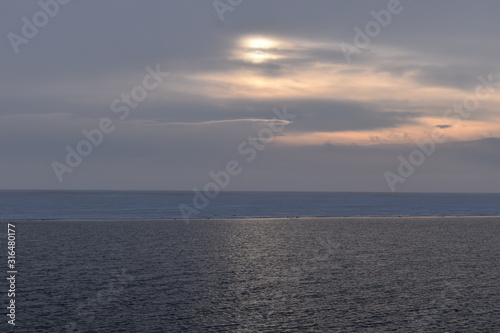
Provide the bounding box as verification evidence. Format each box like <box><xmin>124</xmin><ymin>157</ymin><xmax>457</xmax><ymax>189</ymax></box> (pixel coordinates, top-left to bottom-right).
<box><xmin>1</xmin><ymin>0</ymin><xmax>500</xmax><ymax>191</ymax></box>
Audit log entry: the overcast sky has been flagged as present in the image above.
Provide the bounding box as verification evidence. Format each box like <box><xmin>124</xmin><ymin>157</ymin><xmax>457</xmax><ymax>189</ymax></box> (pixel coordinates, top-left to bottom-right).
<box><xmin>1</xmin><ymin>0</ymin><xmax>500</xmax><ymax>192</ymax></box>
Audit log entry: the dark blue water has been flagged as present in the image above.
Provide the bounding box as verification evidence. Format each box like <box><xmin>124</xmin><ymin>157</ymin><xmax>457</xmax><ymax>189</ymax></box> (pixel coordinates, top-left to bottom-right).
<box><xmin>0</xmin><ymin>190</ymin><xmax>499</xmax><ymax>220</ymax></box>
<box><xmin>2</xmin><ymin>217</ymin><xmax>500</xmax><ymax>332</ymax></box>
<box><xmin>2</xmin><ymin>191</ymin><xmax>499</xmax><ymax>331</ymax></box>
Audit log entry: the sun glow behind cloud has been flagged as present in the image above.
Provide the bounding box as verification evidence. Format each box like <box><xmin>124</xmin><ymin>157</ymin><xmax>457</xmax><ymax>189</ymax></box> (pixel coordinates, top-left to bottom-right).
<box><xmin>236</xmin><ymin>36</ymin><xmax>285</xmax><ymax>63</ymax></box>
<box><xmin>242</xmin><ymin>37</ymin><xmax>277</xmax><ymax>49</ymax></box>
<box><xmin>169</xmin><ymin>35</ymin><xmax>500</xmax><ymax>146</ymax></box>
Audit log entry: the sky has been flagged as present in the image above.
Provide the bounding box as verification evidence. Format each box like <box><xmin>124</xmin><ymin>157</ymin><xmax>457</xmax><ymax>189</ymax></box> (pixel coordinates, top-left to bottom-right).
<box><xmin>1</xmin><ymin>0</ymin><xmax>500</xmax><ymax>192</ymax></box>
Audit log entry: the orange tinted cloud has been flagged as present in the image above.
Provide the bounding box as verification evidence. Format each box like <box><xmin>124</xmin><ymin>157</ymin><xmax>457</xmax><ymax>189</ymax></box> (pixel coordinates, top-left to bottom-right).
<box><xmin>170</xmin><ymin>35</ymin><xmax>500</xmax><ymax>145</ymax></box>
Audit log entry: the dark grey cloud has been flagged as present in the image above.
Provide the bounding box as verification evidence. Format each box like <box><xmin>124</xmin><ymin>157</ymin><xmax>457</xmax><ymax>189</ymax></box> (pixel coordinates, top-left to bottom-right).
<box><xmin>2</xmin><ymin>125</ymin><xmax>499</xmax><ymax>193</ymax></box>
<box><xmin>377</xmin><ymin>63</ymin><xmax>497</xmax><ymax>91</ymax></box>
<box><xmin>284</xmin><ymin>100</ymin><xmax>422</xmax><ymax>133</ymax></box>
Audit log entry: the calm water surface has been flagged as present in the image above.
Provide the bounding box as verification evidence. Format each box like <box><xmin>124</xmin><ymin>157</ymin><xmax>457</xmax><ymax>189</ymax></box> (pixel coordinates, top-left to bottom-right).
<box><xmin>1</xmin><ymin>190</ymin><xmax>500</xmax><ymax>219</ymax></box>
<box><xmin>3</xmin><ymin>217</ymin><xmax>499</xmax><ymax>332</ymax></box>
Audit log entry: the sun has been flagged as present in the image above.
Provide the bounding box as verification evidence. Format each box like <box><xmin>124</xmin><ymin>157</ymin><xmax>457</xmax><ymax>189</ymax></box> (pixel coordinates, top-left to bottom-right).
<box><xmin>244</xmin><ymin>38</ymin><xmax>276</xmax><ymax>49</ymax></box>
<box><xmin>238</xmin><ymin>36</ymin><xmax>280</xmax><ymax>63</ymax></box>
